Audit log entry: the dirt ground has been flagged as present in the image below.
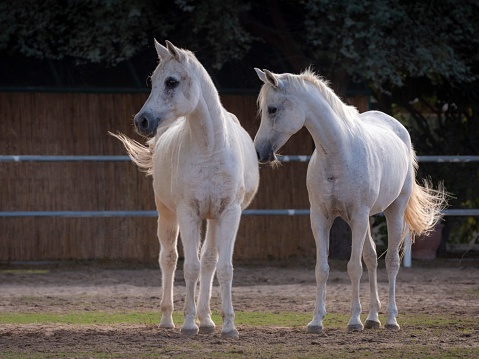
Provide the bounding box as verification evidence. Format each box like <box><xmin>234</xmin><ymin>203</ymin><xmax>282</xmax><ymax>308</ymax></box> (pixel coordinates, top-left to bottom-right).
<box><xmin>1</xmin><ymin>258</ymin><xmax>479</xmax><ymax>358</ymax></box>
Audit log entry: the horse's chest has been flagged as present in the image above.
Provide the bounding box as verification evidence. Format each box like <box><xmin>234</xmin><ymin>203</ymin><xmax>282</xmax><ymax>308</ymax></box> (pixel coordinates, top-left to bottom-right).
<box><xmin>174</xmin><ymin>164</ymin><xmax>240</xmax><ymax>218</ymax></box>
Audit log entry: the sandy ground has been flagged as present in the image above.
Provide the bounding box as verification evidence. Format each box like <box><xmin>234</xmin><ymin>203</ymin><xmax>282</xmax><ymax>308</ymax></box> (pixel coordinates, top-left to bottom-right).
<box><xmin>1</xmin><ymin>258</ymin><xmax>479</xmax><ymax>358</ymax></box>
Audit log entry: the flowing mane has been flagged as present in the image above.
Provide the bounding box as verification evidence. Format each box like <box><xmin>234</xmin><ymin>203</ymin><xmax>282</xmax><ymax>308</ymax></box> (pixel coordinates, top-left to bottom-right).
<box><xmin>299</xmin><ymin>69</ymin><xmax>359</xmax><ymax>121</ymax></box>
<box><xmin>258</xmin><ymin>68</ymin><xmax>359</xmax><ymax>127</ymax></box>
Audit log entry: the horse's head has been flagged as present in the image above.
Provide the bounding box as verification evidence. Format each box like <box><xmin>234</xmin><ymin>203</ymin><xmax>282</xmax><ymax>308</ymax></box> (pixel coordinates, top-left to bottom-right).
<box><xmin>133</xmin><ymin>40</ymin><xmax>201</xmax><ymax>137</ymax></box>
<box><xmin>253</xmin><ymin>68</ymin><xmax>306</xmax><ymax>164</ymax></box>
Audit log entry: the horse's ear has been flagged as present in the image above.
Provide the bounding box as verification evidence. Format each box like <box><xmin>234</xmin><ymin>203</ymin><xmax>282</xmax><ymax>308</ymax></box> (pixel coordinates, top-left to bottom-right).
<box><xmin>154</xmin><ymin>39</ymin><xmax>169</xmax><ymax>60</ymax></box>
<box><xmin>254</xmin><ymin>68</ymin><xmax>267</xmax><ymax>83</ymax></box>
<box><xmin>165</xmin><ymin>40</ymin><xmax>182</xmax><ymax>61</ymax></box>
<box><xmin>264</xmin><ymin>69</ymin><xmax>279</xmax><ymax>89</ymax></box>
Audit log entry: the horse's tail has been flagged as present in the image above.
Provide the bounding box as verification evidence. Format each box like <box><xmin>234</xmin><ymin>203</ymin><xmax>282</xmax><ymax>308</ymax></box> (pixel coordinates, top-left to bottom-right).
<box><xmin>404</xmin><ymin>151</ymin><xmax>448</xmax><ymax>243</ymax></box>
<box><xmin>109</xmin><ymin>132</ymin><xmax>154</xmax><ymax>176</ymax></box>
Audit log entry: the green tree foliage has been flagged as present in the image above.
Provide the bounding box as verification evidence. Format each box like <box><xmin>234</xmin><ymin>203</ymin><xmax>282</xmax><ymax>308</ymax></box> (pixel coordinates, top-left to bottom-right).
<box><xmin>0</xmin><ymin>0</ymin><xmax>154</xmax><ymax>65</ymax></box>
<box><xmin>303</xmin><ymin>0</ymin><xmax>478</xmax><ymax>90</ymax></box>
<box><xmin>0</xmin><ymin>0</ymin><xmax>252</xmax><ymax>68</ymax></box>
<box><xmin>170</xmin><ymin>0</ymin><xmax>253</xmax><ymax>69</ymax></box>
<box><xmin>2</xmin><ymin>0</ymin><xmax>477</xmax><ymax>91</ymax></box>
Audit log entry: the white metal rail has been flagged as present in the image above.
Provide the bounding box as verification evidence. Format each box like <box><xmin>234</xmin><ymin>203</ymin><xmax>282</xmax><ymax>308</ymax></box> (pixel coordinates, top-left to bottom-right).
<box><xmin>1</xmin><ymin>155</ymin><xmax>478</xmax><ymax>218</ymax></box>
<box><xmin>2</xmin><ymin>155</ymin><xmax>479</xmax><ymax>163</ymax></box>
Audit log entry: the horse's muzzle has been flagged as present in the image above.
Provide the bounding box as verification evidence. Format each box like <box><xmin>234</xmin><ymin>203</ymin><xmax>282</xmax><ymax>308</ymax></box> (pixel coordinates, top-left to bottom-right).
<box><xmin>134</xmin><ymin>112</ymin><xmax>158</xmax><ymax>137</ymax></box>
<box><xmin>256</xmin><ymin>146</ymin><xmax>277</xmax><ymax>164</ymax></box>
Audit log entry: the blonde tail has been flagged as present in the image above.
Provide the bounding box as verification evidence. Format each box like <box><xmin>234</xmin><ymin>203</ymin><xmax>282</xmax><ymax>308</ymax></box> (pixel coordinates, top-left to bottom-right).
<box><xmin>404</xmin><ymin>152</ymin><xmax>448</xmax><ymax>243</ymax></box>
<box><xmin>109</xmin><ymin>132</ymin><xmax>154</xmax><ymax>176</ymax></box>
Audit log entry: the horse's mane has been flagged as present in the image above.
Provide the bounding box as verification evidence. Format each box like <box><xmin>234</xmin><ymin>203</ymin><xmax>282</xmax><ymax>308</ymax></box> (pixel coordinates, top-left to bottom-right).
<box><xmin>258</xmin><ymin>68</ymin><xmax>359</xmax><ymax>126</ymax></box>
<box><xmin>299</xmin><ymin>69</ymin><xmax>359</xmax><ymax>121</ymax></box>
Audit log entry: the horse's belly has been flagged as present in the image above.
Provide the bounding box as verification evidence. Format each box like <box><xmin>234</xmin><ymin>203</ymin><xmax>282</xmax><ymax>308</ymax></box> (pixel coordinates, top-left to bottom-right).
<box><xmin>307</xmin><ymin>166</ymin><xmax>406</xmax><ymax>220</ymax></box>
<box><xmin>307</xmin><ymin>121</ymin><xmax>411</xmax><ymax>220</ymax></box>
<box><xmin>371</xmin><ymin>181</ymin><xmax>405</xmax><ymax>214</ymax></box>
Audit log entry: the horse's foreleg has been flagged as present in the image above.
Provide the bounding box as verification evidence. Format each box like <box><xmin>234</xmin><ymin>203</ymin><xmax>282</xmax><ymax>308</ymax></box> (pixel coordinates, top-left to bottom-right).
<box><xmin>157</xmin><ymin>208</ymin><xmax>179</xmax><ymax>329</ymax></box>
<box><xmin>177</xmin><ymin>206</ymin><xmax>202</xmax><ymax>335</ymax></box>
<box><xmin>307</xmin><ymin>211</ymin><xmax>332</xmax><ymax>334</ymax></box>
<box><xmin>215</xmin><ymin>205</ymin><xmax>242</xmax><ymax>339</ymax></box>
<box><xmin>197</xmin><ymin>220</ymin><xmax>218</xmax><ymax>334</ymax></box>
<box><xmin>363</xmin><ymin>224</ymin><xmax>381</xmax><ymax>329</ymax></box>
<box><xmin>347</xmin><ymin>212</ymin><xmax>369</xmax><ymax>332</ymax></box>
<box><xmin>384</xmin><ymin>200</ymin><xmax>407</xmax><ymax>330</ymax></box>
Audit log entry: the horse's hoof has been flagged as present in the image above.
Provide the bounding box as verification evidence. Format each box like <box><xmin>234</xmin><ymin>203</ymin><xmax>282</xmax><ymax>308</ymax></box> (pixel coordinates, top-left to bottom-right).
<box><xmin>347</xmin><ymin>323</ymin><xmax>364</xmax><ymax>332</ymax></box>
<box><xmin>364</xmin><ymin>320</ymin><xmax>381</xmax><ymax>329</ymax></box>
<box><xmin>180</xmin><ymin>327</ymin><xmax>199</xmax><ymax>336</ymax></box>
<box><xmin>199</xmin><ymin>325</ymin><xmax>215</xmax><ymax>334</ymax></box>
<box><xmin>221</xmin><ymin>329</ymin><xmax>239</xmax><ymax>339</ymax></box>
<box><xmin>158</xmin><ymin>323</ymin><xmax>175</xmax><ymax>330</ymax></box>
<box><xmin>385</xmin><ymin>323</ymin><xmax>401</xmax><ymax>331</ymax></box>
<box><xmin>306</xmin><ymin>325</ymin><xmax>323</xmax><ymax>334</ymax></box>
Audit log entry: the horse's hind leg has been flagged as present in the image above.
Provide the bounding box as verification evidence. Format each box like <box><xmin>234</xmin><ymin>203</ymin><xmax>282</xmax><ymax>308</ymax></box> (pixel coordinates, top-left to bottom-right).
<box><xmin>363</xmin><ymin>224</ymin><xmax>381</xmax><ymax>329</ymax></box>
<box><xmin>215</xmin><ymin>204</ymin><xmax>242</xmax><ymax>338</ymax></box>
<box><xmin>197</xmin><ymin>219</ymin><xmax>218</xmax><ymax>334</ymax></box>
<box><xmin>384</xmin><ymin>196</ymin><xmax>408</xmax><ymax>330</ymax></box>
<box><xmin>177</xmin><ymin>205</ymin><xmax>202</xmax><ymax>336</ymax></box>
<box><xmin>157</xmin><ymin>204</ymin><xmax>179</xmax><ymax>329</ymax></box>
<box><xmin>347</xmin><ymin>211</ymin><xmax>370</xmax><ymax>332</ymax></box>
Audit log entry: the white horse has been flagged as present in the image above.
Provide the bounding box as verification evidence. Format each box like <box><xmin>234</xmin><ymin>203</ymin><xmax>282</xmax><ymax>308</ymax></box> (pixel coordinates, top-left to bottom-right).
<box><xmin>112</xmin><ymin>40</ymin><xmax>259</xmax><ymax>338</ymax></box>
<box><xmin>253</xmin><ymin>68</ymin><xmax>446</xmax><ymax>333</ymax></box>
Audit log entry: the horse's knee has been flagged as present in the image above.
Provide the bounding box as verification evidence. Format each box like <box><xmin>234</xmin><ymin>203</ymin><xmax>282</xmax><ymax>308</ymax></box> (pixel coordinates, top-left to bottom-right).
<box><xmin>184</xmin><ymin>260</ymin><xmax>200</xmax><ymax>281</ymax></box>
<box><xmin>315</xmin><ymin>262</ymin><xmax>330</xmax><ymax>283</ymax></box>
<box><xmin>385</xmin><ymin>252</ymin><xmax>400</xmax><ymax>273</ymax></box>
<box><xmin>201</xmin><ymin>250</ymin><xmax>218</xmax><ymax>269</ymax></box>
<box><xmin>216</xmin><ymin>262</ymin><xmax>233</xmax><ymax>283</ymax></box>
<box><xmin>347</xmin><ymin>260</ymin><xmax>363</xmax><ymax>280</ymax></box>
<box><xmin>159</xmin><ymin>248</ymin><xmax>178</xmax><ymax>267</ymax></box>
<box><xmin>363</xmin><ymin>251</ymin><xmax>377</xmax><ymax>269</ymax></box>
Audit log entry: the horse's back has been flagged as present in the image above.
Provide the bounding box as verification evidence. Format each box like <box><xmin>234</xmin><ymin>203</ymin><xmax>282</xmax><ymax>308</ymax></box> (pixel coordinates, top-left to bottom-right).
<box><xmin>358</xmin><ymin>110</ymin><xmax>413</xmax><ymax>171</ymax></box>
<box><xmin>358</xmin><ymin>110</ymin><xmax>411</xmax><ymax>148</ymax></box>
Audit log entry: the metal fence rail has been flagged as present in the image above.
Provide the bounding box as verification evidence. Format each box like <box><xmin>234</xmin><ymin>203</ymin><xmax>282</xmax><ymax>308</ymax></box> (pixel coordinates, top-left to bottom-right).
<box><xmin>0</xmin><ymin>155</ymin><xmax>131</xmax><ymax>162</ymax></box>
<box><xmin>0</xmin><ymin>209</ymin><xmax>477</xmax><ymax>218</ymax></box>
<box><xmin>2</xmin><ymin>155</ymin><xmax>479</xmax><ymax>163</ymax></box>
<box><xmin>0</xmin><ymin>209</ymin><xmax>311</xmax><ymax>217</ymax></box>
<box><xmin>1</xmin><ymin>155</ymin><xmax>478</xmax><ymax>218</ymax></box>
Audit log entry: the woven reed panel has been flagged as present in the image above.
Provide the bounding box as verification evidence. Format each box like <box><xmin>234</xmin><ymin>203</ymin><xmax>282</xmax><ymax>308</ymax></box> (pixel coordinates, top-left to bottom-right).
<box><xmin>0</xmin><ymin>92</ymin><xmax>366</xmax><ymax>262</ymax></box>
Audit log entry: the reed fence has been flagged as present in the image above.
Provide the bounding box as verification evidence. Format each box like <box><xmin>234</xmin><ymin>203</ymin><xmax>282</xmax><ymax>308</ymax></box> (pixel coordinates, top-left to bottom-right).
<box><xmin>0</xmin><ymin>91</ymin><xmax>368</xmax><ymax>262</ymax></box>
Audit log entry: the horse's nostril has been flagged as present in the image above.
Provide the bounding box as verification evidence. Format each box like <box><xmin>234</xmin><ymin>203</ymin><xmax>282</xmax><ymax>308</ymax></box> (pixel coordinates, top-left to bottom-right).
<box><xmin>256</xmin><ymin>151</ymin><xmax>261</xmax><ymax>160</ymax></box>
<box><xmin>140</xmin><ymin>117</ymin><xmax>149</xmax><ymax>129</ymax></box>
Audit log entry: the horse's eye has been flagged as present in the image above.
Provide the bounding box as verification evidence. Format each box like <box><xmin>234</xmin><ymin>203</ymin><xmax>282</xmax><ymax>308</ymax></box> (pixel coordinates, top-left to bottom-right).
<box><xmin>165</xmin><ymin>77</ymin><xmax>179</xmax><ymax>88</ymax></box>
<box><xmin>267</xmin><ymin>106</ymin><xmax>277</xmax><ymax>115</ymax></box>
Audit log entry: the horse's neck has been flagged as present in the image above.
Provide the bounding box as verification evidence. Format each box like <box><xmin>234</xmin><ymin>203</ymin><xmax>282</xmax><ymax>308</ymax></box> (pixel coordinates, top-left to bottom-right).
<box><xmin>304</xmin><ymin>86</ymin><xmax>355</xmax><ymax>158</ymax></box>
<box><xmin>186</xmin><ymin>85</ymin><xmax>227</xmax><ymax>155</ymax></box>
